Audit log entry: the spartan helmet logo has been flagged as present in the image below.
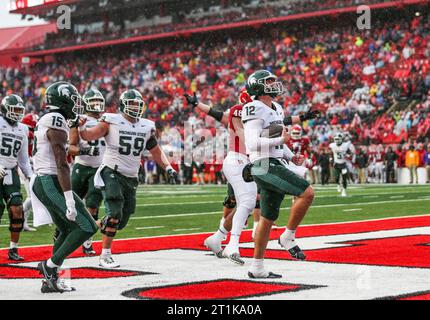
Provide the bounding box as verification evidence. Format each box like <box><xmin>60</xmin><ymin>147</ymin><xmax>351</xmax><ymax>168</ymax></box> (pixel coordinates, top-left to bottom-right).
<box><xmin>58</xmin><ymin>84</ymin><xmax>71</xmax><ymax>98</ymax></box>
<box><xmin>248</xmin><ymin>75</ymin><xmax>257</xmax><ymax>86</ymax></box>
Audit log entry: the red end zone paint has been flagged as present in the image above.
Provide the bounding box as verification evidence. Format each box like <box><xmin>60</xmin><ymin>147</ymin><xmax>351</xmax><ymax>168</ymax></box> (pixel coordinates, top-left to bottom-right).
<box><xmin>0</xmin><ymin>265</ymin><xmax>152</xmax><ymax>279</ymax></box>
<box><xmin>123</xmin><ymin>280</ymin><xmax>316</xmax><ymax>300</ymax></box>
<box><xmin>1</xmin><ymin>215</ymin><xmax>429</xmax><ymax>267</ymax></box>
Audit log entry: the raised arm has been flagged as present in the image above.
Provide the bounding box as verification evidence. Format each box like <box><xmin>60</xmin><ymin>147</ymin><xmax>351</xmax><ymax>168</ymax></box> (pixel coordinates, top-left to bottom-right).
<box><xmin>184</xmin><ymin>93</ymin><xmax>229</xmax><ymax>127</ymax></box>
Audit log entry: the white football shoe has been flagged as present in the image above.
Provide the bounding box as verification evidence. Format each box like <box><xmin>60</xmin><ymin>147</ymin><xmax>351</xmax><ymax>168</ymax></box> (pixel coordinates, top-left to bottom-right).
<box><xmin>337</xmin><ymin>185</ymin><xmax>342</xmax><ymax>192</ymax></box>
<box><xmin>204</xmin><ymin>234</ymin><xmax>223</xmax><ymax>258</ymax></box>
<box><xmin>99</xmin><ymin>255</ymin><xmax>120</xmax><ymax>269</ymax></box>
<box><xmin>23</xmin><ymin>221</ymin><xmax>37</xmax><ymax>232</ymax></box>
<box><xmin>341</xmin><ymin>189</ymin><xmax>347</xmax><ymax>197</ymax></box>
<box><xmin>222</xmin><ymin>245</ymin><xmax>244</xmax><ymax>265</ymax></box>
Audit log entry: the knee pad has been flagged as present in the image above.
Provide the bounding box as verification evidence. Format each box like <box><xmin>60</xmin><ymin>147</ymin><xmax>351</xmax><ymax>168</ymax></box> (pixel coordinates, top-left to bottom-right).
<box><xmin>9</xmin><ymin>211</ymin><xmax>24</xmax><ymax>233</ymax></box>
<box><xmin>100</xmin><ymin>216</ymin><xmax>120</xmax><ymax>237</ymax></box>
<box><xmin>223</xmin><ymin>196</ymin><xmax>236</xmax><ymax>209</ymax></box>
<box><xmin>8</xmin><ymin>192</ymin><xmax>23</xmax><ymax>207</ymax></box>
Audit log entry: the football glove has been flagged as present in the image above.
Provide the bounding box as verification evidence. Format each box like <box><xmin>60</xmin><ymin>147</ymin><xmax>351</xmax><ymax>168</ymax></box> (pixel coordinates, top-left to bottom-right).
<box><xmin>69</xmin><ymin>116</ymin><xmax>80</xmax><ymax>128</ymax></box>
<box><xmin>183</xmin><ymin>93</ymin><xmax>199</xmax><ymax>108</ymax></box>
<box><xmin>0</xmin><ymin>165</ymin><xmax>6</xmax><ymax>179</ymax></box>
<box><xmin>242</xmin><ymin>163</ymin><xmax>254</xmax><ymax>182</ymax></box>
<box><xmin>167</xmin><ymin>168</ymin><xmax>178</xmax><ymax>181</ymax></box>
<box><xmin>80</xmin><ymin>146</ymin><xmax>100</xmax><ymax>156</ymax></box>
<box><xmin>300</xmin><ymin>108</ymin><xmax>320</xmax><ymax>122</ymax></box>
<box><xmin>64</xmin><ymin>191</ymin><xmax>77</xmax><ymax>222</ymax></box>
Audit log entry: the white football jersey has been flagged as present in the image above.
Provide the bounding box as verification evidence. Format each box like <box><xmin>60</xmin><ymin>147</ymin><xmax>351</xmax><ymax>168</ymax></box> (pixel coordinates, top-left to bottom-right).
<box><xmin>101</xmin><ymin>113</ymin><xmax>155</xmax><ymax>178</ymax></box>
<box><xmin>33</xmin><ymin>112</ymin><xmax>69</xmax><ymax>175</ymax></box>
<box><xmin>0</xmin><ymin>116</ymin><xmax>32</xmax><ymax>177</ymax></box>
<box><xmin>330</xmin><ymin>142</ymin><xmax>355</xmax><ymax>165</ymax></box>
<box><xmin>75</xmin><ymin>115</ymin><xmax>105</xmax><ymax>168</ymax></box>
<box><xmin>241</xmin><ymin>100</ymin><xmax>285</xmax><ymax>162</ymax></box>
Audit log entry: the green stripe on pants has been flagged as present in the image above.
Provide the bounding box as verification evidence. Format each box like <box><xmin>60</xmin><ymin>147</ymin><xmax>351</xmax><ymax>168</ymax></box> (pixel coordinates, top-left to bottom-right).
<box><xmin>33</xmin><ymin>175</ymin><xmax>98</xmax><ymax>265</ymax></box>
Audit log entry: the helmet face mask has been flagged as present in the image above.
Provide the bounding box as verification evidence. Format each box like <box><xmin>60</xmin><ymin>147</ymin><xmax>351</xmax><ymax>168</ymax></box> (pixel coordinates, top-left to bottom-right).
<box><xmin>1</xmin><ymin>95</ymin><xmax>25</xmax><ymax>124</ymax></box>
<box><xmin>119</xmin><ymin>89</ymin><xmax>145</xmax><ymax>119</ymax></box>
<box><xmin>291</xmin><ymin>125</ymin><xmax>302</xmax><ymax>140</ymax></box>
<box><xmin>334</xmin><ymin>133</ymin><xmax>344</xmax><ymax>146</ymax></box>
<box><xmin>246</xmin><ymin>70</ymin><xmax>284</xmax><ymax>98</ymax></box>
<box><xmin>83</xmin><ymin>89</ymin><xmax>105</xmax><ymax>113</ymax></box>
<box><xmin>45</xmin><ymin>81</ymin><xmax>83</xmax><ymax>120</ymax></box>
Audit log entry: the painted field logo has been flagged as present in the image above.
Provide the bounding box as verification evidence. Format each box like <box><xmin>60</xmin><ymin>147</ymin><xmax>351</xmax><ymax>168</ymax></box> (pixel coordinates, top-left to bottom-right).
<box><xmin>0</xmin><ymin>215</ymin><xmax>429</xmax><ymax>300</ymax></box>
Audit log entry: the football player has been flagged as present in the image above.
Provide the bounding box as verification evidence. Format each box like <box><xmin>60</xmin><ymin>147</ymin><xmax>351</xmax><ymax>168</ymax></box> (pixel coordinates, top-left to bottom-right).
<box><xmin>242</xmin><ymin>70</ymin><xmax>316</xmax><ymax>278</ymax></box>
<box><xmin>79</xmin><ymin>89</ymin><xmax>177</xmax><ymax>268</ymax></box>
<box><xmin>374</xmin><ymin>144</ymin><xmax>385</xmax><ymax>184</ymax></box>
<box><xmin>21</xmin><ymin>113</ymin><xmax>38</xmax><ymax>232</ymax></box>
<box><xmin>68</xmin><ymin>89</ymin><xmax>106</xmax><ymax>256</ymax></box>
<box><xmin>0</xmin><ymin>94</ymin><xmax>33</xmax><ymax>261</ymax></box>
<box><xmin>32</xmin><ymin>81</ymin><xmax>98</xmax><ymax>293</ymax></box>
<box><xmin>184</xmin><ymin>91</ymin><xmax>258</xmax><ymax>264</ymax></box>
<box><xmin>329</xmin><ymin>132</ymin><xmax>356</xmax><ymax>197</ymax></box>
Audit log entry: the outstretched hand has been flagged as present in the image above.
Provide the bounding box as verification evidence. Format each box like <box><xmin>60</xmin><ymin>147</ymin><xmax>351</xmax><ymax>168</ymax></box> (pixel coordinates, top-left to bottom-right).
<box><xmin>183</xmin><ymin>92</ymin><xmax>199</xmax><ymax>108</ymax></box>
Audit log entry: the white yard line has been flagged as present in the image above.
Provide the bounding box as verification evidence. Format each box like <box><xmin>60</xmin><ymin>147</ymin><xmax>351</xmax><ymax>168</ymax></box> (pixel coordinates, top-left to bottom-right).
<box><xmin>135</xmin><ymin>226</ymin><xmax>165</xmax><ymax>230</ymax></box>
<box><xmin>343</xmin><ymin>209</ymin><xmax>363</xmax><ymax>212</ymax></box>
<box><xmin>172</xmin><ymin>228</ymin><xmax>201</xmax><ymax>232</ymax></box>
<box><xmin>128</xmin><ymin>197</ymin><xmax>430</xmax><ymax>220</ymax></box>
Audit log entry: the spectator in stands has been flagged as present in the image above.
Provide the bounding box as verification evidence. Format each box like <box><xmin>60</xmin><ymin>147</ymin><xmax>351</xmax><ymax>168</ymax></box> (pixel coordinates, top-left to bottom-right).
<box><xmin>405</xmin><ymin>145</ymin><xmax>420</xmax><ymax>184</ymax></box>
<box><xmin>424</xmin><ymin>145</ymin><xmax>430</xmax><ymax>183</ymax></box>
<box><xmin>356</xmin><ymin>147</ymin><xmax>369</xmax><ymax>184</ymax></box>
<box><xmin>318</xmin><ymin>148</ymin><xmax>331</xmax><ymax>185</ymax></box>
<box><xmin>384</xmin><ymin>146</ymin><xmax>398</xmax><ymax>183</ymax></box>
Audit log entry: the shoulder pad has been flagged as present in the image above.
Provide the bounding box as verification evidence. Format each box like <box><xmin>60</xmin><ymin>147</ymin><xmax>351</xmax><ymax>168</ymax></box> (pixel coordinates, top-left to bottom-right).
<box><xmin>241</xmin><ymin>100</ymin><xmax>267</xmax><ymax>123</ymax></box>
<box><xmin>39</xmin><ymin>112</ymin><xmax>68</xmax><ymax>132</ymax></box>
<box><xmin>139</xmin><ymin>118</ymin><xmax>156</xmax><ymax>130</ymax></box>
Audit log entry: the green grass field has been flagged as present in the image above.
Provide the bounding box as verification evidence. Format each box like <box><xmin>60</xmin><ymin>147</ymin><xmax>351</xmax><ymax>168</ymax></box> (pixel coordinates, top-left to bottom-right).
<box><xmin>2</xmin><ymin>184</ymin><xmax>430</xmax><ymax>248</ymax></box>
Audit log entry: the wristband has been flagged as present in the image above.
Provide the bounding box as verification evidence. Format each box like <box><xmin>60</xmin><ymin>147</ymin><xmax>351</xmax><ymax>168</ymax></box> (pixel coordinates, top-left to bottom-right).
<box><xmin>207</xmin><ymin>108</ymin><xmax>224</xmax><ymax>122</ymax></box>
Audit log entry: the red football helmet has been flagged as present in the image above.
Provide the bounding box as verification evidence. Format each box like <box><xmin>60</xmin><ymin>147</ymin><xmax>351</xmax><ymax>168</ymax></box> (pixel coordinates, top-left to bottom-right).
<box><xmin>291</xmin><ymin>124</ymin><xmax>302</xmax><ymax>140</ymax></box>
<box><xmin>21</xmin><ymin>113</ymin><xmax>38</xmax><ymax>130</ymax></box>
<box><xmin>239</xmin><ymin>90</ymin><xmax>252</xmax><ymax>105</ymax></box>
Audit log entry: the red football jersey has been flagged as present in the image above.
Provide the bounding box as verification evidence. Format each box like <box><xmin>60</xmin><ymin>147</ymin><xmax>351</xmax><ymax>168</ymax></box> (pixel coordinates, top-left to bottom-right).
<box><xmin>228</xmin><ymin>105</ymin><xmax>246</xmax><ymax>155</ymax></box>
<box><xmin>287</xmin><ymin>137</ymin><xmax>310</xmax><ymax>156</ymax></box>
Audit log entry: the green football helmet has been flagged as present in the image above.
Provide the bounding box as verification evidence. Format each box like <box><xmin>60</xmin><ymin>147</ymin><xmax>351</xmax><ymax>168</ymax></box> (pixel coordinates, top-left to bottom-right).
<box><xmin>83</xmin><ymin>88</ymin><xmax>105</xmax><ymax>113</ymax></box>
<box><xmin>1</xmin><ymin>94</ymin><xmax>25</xmax><ymax>125</ymax></box>
<box><xmin>334</xmin><ymin>133</ymin><xmax>344</xmax><ymax>146</ymax></box>
<box><xmin>119</xmin><ymin>89</ymin><xmax>145</xmax><ymax>119</ymax></box>
<box><xmin>246</xmin><ymin>70</ymin><xmax>283</xmax><ymax>98</ymax></box>
<box><xmin>45</xmin><ymin>81</ymin><xmax>83</xmax><ymax>120</ymax></box>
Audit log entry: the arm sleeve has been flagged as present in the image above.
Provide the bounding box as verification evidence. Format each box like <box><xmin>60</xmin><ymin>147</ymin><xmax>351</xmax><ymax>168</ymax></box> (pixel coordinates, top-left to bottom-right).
<box><xmin>207</xmin><ymin>108</ymin><xmax>224</xmax><ymax>122</ymax></box>
<box><xmin>18</xmin><ymin>134</ymin><xmax>33</xmax><ymax>178</ymax></box>
<box><xmin>243</xmin><ymin>119</ymin><xmax>284</xmax><ymax>152</ymax></box>
<box><xmin>283</xmin><ymin>116</ymin><xmax>293</xmax><ymax>126</ymax></box>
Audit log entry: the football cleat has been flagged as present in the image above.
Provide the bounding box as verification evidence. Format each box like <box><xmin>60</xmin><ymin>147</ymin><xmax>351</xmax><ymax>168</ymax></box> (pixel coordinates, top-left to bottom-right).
<box><xmin>203</xmin><ymin>235</ymin><xmax>223</xmax><ymax>258</ymax></box>
<box><xmin>82</xmin><ymin>238</ymin><xmax>96</xmax><ymax>256</ymax></box>
<box><xmin>41</xmin><ymin>280</ymin><xmax>76</xmax><ymax>294</ymax></box>
<box><xmin>23</xmin><ymin>223</ymin><xmax>37</xmax><ymax>232</ymax></box>
<box><xmin>341</xmin><ymin>189</ymin><xmax>347</xmax><ymax>197</ymax></box>
<box><xmin>248</xmin><ymin>271</ymin><xmax>282</xmax><ymax>279</ymax></box>
<box><xmin>337</xmin><ymin>185</ymin><xmax>342</xmax><ymax>192</ymax></box>
<box><xmin>278</xmin><ymin>238</ymin><xmax>306</xmax><ymax>260</ymax></box>
<box><xmin>37</xmin><ymin>261</ymin><xmax>64</xmax><ymax>293</ymax></box>
<box><xmin>8</xmin><ymin>248</ymin><xmax>24</xmax><ymax>261</ymax></box>
<box><xmin>99</xmin><ymin>255</ymin><xmax>120</xmax><ymax>269</ymax></box>
<box><xmin>222</xmin><ymin>247</ymin><xmax>245</xmax><ymax>266</ymax></box>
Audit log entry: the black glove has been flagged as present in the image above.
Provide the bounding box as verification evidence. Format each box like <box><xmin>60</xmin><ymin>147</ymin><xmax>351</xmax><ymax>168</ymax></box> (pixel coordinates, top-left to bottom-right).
<box><xmin>242</xmin><ymin>163</ymin><xmax>254</xmax><ymax>182</ymax></box>
<box><xmin>80</xmin><ymin>146</ymin><xmax>100</xmax><ymax>156</ymax></box>
<box><xmin>167</xmin><ymin>168</ymin><xmax>178</xmax><ymax>183</ymax></box>
<box><xmin>183</xmin><ymin>92</ymin><xmax>199</xmax><ymax>108</ymax></box>
<box><xmin>300</xmin><ymin>108</ymin><xmax>320</xmax><ymax>122</ymax></box>
<box><xmin>69</xmin><ymin>116</ymin><xmax>80</xmax><ymax>128</ymax></box>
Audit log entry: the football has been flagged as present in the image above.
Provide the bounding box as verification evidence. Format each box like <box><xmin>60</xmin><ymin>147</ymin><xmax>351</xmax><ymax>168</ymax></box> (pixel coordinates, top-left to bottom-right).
<box><xmin>261</xmin><ymin>123</ymin><xmax>284</xmax><ymax>138</ymax></box>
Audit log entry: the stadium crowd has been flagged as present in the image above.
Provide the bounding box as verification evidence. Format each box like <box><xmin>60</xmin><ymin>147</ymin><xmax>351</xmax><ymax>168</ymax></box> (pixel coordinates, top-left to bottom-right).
<box><xmin>1</xmin><ymin>8</ymin><xmax>430</xmax><ymax>184</ymax></box>
<box><xmin>34</xmin><ymin>0</ymin><xmax>390</xmax><ymax>50</ymax></box>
